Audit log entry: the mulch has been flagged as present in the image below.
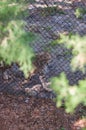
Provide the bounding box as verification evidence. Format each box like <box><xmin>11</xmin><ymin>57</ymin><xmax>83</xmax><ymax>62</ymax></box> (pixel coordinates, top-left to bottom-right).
<box><xmin>0</xmin><ymin>1</ymin><xmax>86</xmax><ymax>129</ymax></box>
<box><xmin>0</xmin><ymin>93</ymin><xmax>86</xmax><ymax>130</ymax></box>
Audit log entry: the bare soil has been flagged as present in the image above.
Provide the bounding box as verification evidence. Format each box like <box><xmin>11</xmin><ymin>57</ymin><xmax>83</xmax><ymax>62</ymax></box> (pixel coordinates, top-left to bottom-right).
<box><xmin>0</xmin><ymin>0</ymin><xmax>86</xmax><ymax>130</ymax></box>
<box><xmin>0</xmin><ymin>93</ymin><xmax>86</xmax><ymax>130</ymax></box>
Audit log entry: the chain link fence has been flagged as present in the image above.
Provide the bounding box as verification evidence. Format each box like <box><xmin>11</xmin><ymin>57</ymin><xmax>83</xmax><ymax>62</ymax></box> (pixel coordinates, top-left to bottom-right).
<box><xmin>26</xmin><ymin>0</ymin><xmax>86</xmax><ymax>81</ymax></box>
<box><xmin>0</xmin><ymin>0</ymin><xmax>86</xmax><ymax>98</ymax></box>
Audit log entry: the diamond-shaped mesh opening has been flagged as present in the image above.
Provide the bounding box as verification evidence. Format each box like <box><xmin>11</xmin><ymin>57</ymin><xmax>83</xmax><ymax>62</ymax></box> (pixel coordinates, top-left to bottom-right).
<box><xmin>0</xmin><ymin>0</ymin><xmax>86</xmax><ymax>98</ymax></box>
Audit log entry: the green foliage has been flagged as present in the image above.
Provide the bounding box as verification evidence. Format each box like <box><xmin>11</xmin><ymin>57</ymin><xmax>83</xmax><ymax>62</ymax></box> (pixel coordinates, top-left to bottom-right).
<box><xmin>0</xmin><ymin>0</ymin><xmax>35</xmax><ymax>77</ymax></box>
<box><xmin>28</xmin><ymin>0</ymin><xmax>35</xmax><ymax>4</ymax></box>
<box><xmin>57</xmin><ymin>34</ymin><xmax>86</xmax><ymax>71</ymax></box>
<box><xmin>51</xmin><ymin>73</ymin><xmax>86</xmax><ymax>113</ymax></box>
<box><xmin>50</xmin><ymin>34</ymin><xmax>86</xmax><ymax>113</ymax></box>
<box><xmin>0</xmin><ymin>0</ymin><xmax>86</xmax><ymax>115</ymax></box>
<box><xmin>50</xmin><ymin>39</ymin><xmax>59</xmax><ymax>46</ymax></box>
<box><xmin>61</xmin><ymin>128</ymin><xmax>65</xmax><ymax>130</ymax></box>
<box><xmin>75</xmin><ymin>7</ymin><xmax>86</xmax><ymax>19</ymax></box>
<box><xmin>82</xmin><ymin>128</ymin><xmax>86</xmax><ymax>130</ymax></box>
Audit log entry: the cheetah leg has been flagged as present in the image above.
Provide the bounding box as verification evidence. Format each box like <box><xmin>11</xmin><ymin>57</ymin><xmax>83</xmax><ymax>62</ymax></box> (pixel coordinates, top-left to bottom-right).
<box><xmin>39</xmin><ymin>76</ymin><xmax>52</xmax><ymax>92</ymax></box>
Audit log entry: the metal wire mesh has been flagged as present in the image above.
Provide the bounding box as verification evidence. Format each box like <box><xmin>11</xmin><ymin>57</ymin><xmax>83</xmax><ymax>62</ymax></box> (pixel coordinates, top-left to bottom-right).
<box><xmin>26</xmin><ymin>0</ymin><xmax>86</xmax><ymax>80</ymax></box>
<box><xmin>0</xmin><ymin>0</ymin><xmax>86</xmax><ymax>98</ymax></box>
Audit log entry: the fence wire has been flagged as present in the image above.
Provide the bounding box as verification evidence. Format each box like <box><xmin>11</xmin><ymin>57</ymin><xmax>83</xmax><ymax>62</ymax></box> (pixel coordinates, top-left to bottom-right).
<box><xmin>0</xmin><ymin>0</ymin><xmax>86</xmax><ymax>98</ymax></box>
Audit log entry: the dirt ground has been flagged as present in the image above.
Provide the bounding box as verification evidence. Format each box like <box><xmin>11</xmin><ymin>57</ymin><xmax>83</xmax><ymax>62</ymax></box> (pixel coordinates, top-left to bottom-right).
<box><xmin>0</xmin><ymin>93</ymin><xmax>86</xmax><ymax>130</ymax></box>
<box><xmin>0</xmin><ymin>0</ymin><xmax>86</xmax><ymax>130</ymax></box>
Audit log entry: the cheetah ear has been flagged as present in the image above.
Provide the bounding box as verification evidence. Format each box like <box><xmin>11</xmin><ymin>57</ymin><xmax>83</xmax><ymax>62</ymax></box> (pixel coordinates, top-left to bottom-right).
<box><xmin>45</xmin><ymin>52</ymin><xmax>51</xmax><ymax>59</ymax></box>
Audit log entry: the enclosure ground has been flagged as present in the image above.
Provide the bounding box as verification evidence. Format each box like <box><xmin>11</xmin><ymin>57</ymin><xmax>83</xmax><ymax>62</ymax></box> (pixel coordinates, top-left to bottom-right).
<box><xmin>0</xmin><ymin>0</ymin><xmax>86</xmax><ymax>130</ymax></box>
<box><xmin>0</xmin><ymin>93</ymin><xmax>86</xmax><ymax>130</ymax></box>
